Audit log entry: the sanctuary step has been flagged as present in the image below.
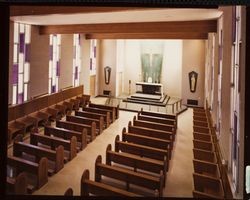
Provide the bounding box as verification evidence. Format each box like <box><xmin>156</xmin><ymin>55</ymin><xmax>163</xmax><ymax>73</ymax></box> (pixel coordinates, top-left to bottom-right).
<box><xmin>123</xmin><ymin>94</ymin><xmax>170</xmax><ymax>107</ymax></box>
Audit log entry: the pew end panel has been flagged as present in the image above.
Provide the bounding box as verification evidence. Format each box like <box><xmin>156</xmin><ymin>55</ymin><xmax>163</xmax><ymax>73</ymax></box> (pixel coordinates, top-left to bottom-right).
<box><xmin>6</xmin><ymin>172</ymin><xmax>28</xmax><ymax>195</ymax></box>
<box><xmin>106</xmin><ymin>144</ymin><xmax>112</xmax><ymax>165</ymax></box>
<box><xmin>81</xmin><ymin>169</ymin><xmax>90</xmax><ymax>196</ymax></box>
<box><xmin>95</xmin><ymin>155</ymin><xmax>102</xmax><ymax>182</ymax></box>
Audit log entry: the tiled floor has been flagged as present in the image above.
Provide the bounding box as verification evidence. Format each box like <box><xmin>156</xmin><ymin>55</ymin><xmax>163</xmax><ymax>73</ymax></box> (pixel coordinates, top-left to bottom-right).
<box><xmin>7</xmin><ymin>102</ymin><xmax>194</xmax><ymax>197</ymax></box>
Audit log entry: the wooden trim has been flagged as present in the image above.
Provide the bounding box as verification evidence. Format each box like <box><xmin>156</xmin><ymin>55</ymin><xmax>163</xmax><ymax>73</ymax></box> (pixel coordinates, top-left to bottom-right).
<box><xmin>10</xmin><ymin>6</ymin><xmax>151</xmax><ymax>16</ymax></box>
<box><xmin>85</xmin><ymin>32</ymin><xmax>208</xmax><ymax>39</ymax></box>
<box><xmin>39</xmin><ymin>20</ymin><xmax>217</xmax><ymax>35</ymax></box>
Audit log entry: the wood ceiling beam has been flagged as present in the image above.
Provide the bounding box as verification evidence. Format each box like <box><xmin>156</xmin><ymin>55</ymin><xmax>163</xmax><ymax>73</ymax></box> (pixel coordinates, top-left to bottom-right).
<box><xmin>39</xmin><ymin>20</ymin><xmax>217</xmax><ymax>35</ymax></box>
<box><xmin>85</xmin><ymin>32</ymin><xmax>208</xmax><ymax>40</ymax></box>
<box><xmin>10</xmin><ymin>6</ymin><xmax>153</xmax><ymax>16</ymax></box>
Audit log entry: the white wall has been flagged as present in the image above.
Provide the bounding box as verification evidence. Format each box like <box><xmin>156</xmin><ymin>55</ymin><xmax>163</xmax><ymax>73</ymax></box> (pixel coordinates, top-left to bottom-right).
<box><xmin>162</xmin><ymin>40</ymin><xmax>183</xmax><ymax>97</ymax></box>
<box><xmin>60</xmin><ymin>34</ymin><xmax>73</xmax><ymax>90</ymax></box>
<box><xmin>182</xmin><ymin>40</ymin><xmax>205</xmax><ymax>107</ymax></box>
<box><xmin>123</xmin><ymin>40</ymin><xmax>183</xmax><ymax>97</ymax></box>
<box><xmin>80</xmin><ymin>35</ymin><xmax>90</xmax><ymax>94</ymax></box>
<box><xmin>98</xmin><ymin>40</ymin><xmax>117</xmax><ymax>96</ymax></box>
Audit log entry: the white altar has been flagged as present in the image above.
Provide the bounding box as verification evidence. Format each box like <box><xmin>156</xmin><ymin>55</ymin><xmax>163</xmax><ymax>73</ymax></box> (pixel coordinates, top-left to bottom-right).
<box><xmin>135</xmin><ymin>82</ymin><xmax>164</xmax><ymax>97</ymax></box>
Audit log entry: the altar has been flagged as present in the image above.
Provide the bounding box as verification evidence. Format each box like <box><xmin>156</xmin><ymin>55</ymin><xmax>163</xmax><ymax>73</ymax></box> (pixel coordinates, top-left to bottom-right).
<box><xmin>135</xmin><ymin>82</ymin><xmax>163</xmax><ymax>97</ymax></box>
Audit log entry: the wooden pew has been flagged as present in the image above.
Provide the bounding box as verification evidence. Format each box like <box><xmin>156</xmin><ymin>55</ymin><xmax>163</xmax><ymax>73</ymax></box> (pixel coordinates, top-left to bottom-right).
<box><xmin>66</xmin><ymin>115</ymin><xmax>104</xmax><ymax>135</ymax></box>
<box><xmin>56</xmin><ymin>120</ymin><xmax>96</xmax><ymax>142</ymax></box>
<box><xmin>137</xmin><ymin>113</ymin><xmax>176</xmax><ymax>128</ymax></box>
<box><xmin>193</xmin><ymin>115</ymin><xmax>207</xmax><ymax>122</ymax></box>
<box><xmin>16</xmin><ymin>116</ymin><xmax>37</xmax><ymax>131</ymax></box>
<box><xmin>64</xmin><ymin>187</ymin><xmax>73</xmax><ymax>196</ymax></box>
<box><xmin>133</xmin><ymin>116</ymin><xmax>176</xmax><ymax>137</ymax></box>
<box><xmin>89</xmin><ymin>102</ymin><xmax>118</xmax><ymax>121</ymax></box>
<box><xmin>81</xmin><ymin>169</ymin><xmax>140</xmax><ymax>196</ymax></box>
<box><xmin>44</xmin><ymin>126</ymin><xmax>87</xmax><ymax>151</ymax></box>
<box><xmin>193</xmin><ymin>126</ymin><xmax>210</xmax><ymax>134</ymax></box>
<box><xmin>193</xmin><ymin>173</ymin><xmax>224</xmax><ymax>199</ymax></box>
<box><xmin>70</xmin><ymin>98</ymin><xmax>80</xmax><ymax>111</ymax></box>
<box><xmin>50</xmin><ymin>104</ymin><xmax>67</xmax><ymax>118</ymax></box>
<box><xmin>193</xmin><ymin>132</ymin><xmax>212</xmax><ymax>142</ymax></box>
<box><xmin>30</xmin><ymin>132</ymin><xmax>77</xmax><ymax>161</ymax></box>
<box><xmin>29</xmin><ymin>111</ymin><xmax>50</xmax><ymax>127</ymax></box>
<box><xmin>75</xmin><ymin>110</ymin><xmax>110</xmax><ymax>128</ymax></box>
<box><xmin>193</xmin><ymin>148</ymin><xmax>217</xmax><ymax>163</ymax></box>
<box><xmin>107</xmin><ymin>143</ymin><xmax>167</xmax><ymax>184</ymax></box>
<box><xmin>8</xmin><ymin>121</ymin><xmax>25</xmax><ymax>144</ymax></box>
<box><xmin>95</xmin><ymin>155</ymin><xmax>164</xmax><ymax>197</ymax></box>
<box><xmin>6</xmin><ymin>172</ymin><xmax>27</xmax><ymax>195</ymax></box>
<box><xmin>193</xmin><ymin>120</ymin><xmax>209</xmax><ymax>128</ymax></box>
<box><xmin>128</xmin><ymin>122</ymin><xmax>174</xmax><ymax>149</ymax></box>
<box><xmin>193</xmin><ymin>159</ymin><xmax>221</xmax><ymax>178</ymax></box>
<box><xmin>62</xmin><ymin>101</ymin><xmax>74</xmax><ymax>115</ymax></box>
<box><xmin>193</xmin><ymin>107</ymin><xmax>205</xmax><ymax>112</ymax></box>
<box><xmin>7</xmin><ymin>156</ymin><xmax>48</xmax><ymax>189</ymax></box>
<box><xmin>41</xmin><ymin>107</ymin><xmax>60</xmax><ymax>121</ymax></box>
<box><xmin>114</xmin><ymin>135</ymin><xmax>169</xmax><ymax>171</ymax></box>
<box><xmin>139</xmin><ymin>108</ymin><xmax>177</xmax><ymax>128</ymax></box>
<box><xmin>82</xmin><ymin>107</ymin><xmax>111</xmax><ymax>125</ymax></box>
<box><xmin>122</xmin><ymin>128</ymin><xmax>171</xmax><ymax>159</ymax></box>
<box><xmin>193</xmin><ymin>111</ymin><xmax>207</xmax><ymax>117</ymax></box>
<box><xmin>13</xmin><ymin>138</ymin><xmax>64</xmax><ymax>175</ymax></box>
<box><xmin>193</xmin><ymin>139</ymin><xmax>214</xmax><ymax>151</ymax></box>
<box><xmin>89</xmin><ymin>102</ymin><xmax>117</xmax><ymax>122</ymax></box>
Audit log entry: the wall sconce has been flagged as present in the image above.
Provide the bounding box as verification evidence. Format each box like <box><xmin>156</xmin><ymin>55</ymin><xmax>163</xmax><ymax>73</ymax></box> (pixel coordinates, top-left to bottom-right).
<box><xmin>104</xmin><ymin>66</ymin><xmax>111</xmax><ymax>85</ymax></box>
<box><xmin>189</xmin><ymin>71</ymin><xmax>198</xmax><ymax>93</ymax></box>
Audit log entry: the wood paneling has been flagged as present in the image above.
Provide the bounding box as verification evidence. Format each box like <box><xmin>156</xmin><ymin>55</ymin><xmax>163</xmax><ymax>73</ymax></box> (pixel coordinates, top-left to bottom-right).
<box><xmin>39</xmin><ymin>20</ymin><xmax>217</xmax><ymax>35</ymax></box>
<box><xmin>90</xmin><ymin>75</ymin><xmax>96</xmax><ymax>97</ymax></box>
<box><xmin>10</xmin><ymin>6</ymin><xmax>149</xmax><ymax>16</ymax></box>
<box><xmin>85</xmin><ymin>32</ymin><xmax>208</xmax><ymax>39</ymax></box>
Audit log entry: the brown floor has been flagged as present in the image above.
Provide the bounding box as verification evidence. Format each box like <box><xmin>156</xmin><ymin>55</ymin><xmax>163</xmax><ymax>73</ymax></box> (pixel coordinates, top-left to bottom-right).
<box><xmin>8</xmin><ymin>101</ymin><xmax>194</xmax><ymax>197</ymax></box>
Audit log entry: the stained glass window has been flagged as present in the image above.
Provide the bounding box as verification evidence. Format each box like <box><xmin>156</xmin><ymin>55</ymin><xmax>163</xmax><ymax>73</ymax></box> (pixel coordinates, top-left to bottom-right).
<box><xmin>49</xmin><ymin>34</ymin><xmax>61</xmax><ymax>94</ymax></box>
<box><xmin>12</xmin><ymin>22</ymin><xmax>31</xmax><ymax>104</ymax></box>
<box><xmin>73</xmin><ymin>34</ymin><xmax>81</xmax><ymax>86</ymax></box>
<box><xmin>90</xmin><ymin>39</ymin><xmax>97</xmax><ymax>75</ymax></box>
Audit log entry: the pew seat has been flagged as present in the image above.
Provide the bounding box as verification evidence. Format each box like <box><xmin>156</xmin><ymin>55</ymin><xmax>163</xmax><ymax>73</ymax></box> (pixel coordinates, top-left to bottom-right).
<box><xmin>81</xmin><ymin>169</ymin><xmax>140</xmax><ymax>196</ymax></box>
<box><xmin>193</xmin><ymin>173</ymin><xmax>224</xmax><ymax>199</ymax></box>
<box><xmin>95</xmin><ymin>155</ymin><xmax>164</xmax><ymax>197</ymax></box>
<box><xmin>6</xmin><ymin>172</ymin><xmax>28</xmax><ymax>195</ymax></box>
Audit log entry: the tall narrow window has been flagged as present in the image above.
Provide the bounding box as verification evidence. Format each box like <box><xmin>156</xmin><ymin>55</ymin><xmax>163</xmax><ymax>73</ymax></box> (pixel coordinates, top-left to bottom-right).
<box><xmin>12</xmin><ymin>22</ymin><xmax>31</xmax><ymax>105</ymax></box>
<box><xmin>90</xmin><ymin>39</ymin><xmax>97</xmax><ymax>75</ymax></box>
<box><xmin>49</xmin><ymin>34</ymin><xmax>61</xmax><ymax>94</ymax></box>
<box><xmin>73</xmin><ymin>34</ymin><xmax>81</xmax><ymax>86</ymax></box>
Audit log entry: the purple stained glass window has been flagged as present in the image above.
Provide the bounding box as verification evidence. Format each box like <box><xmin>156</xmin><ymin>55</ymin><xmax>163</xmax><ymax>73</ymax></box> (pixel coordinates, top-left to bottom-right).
<box><xmin>12</xmin><ymin>64</ymin><xmax>18</xmax><ymax>84</ymax></box>
<box><xmin>25</xmin><ymin>44</ymin><xmax>30</xmax><ymax>62</ymax></box>
<box><xmin>90</xmin><ymin>58</ymin><xmax>92</xmax><ymax>70</ymax></box>
<box><xmin>52</xmin><ymin>85</ymin><xmax>56</xmax><ymax>93</ymax></box>
<box><xmin>19</xmin><ymin>33</ymin><xmax>25</xmax><ymax>53</ymax></box>
<box><xmin>94</xmin><ymin>46</ymin><xmax>96</xmax><ymax>58</ymax></box>
<box><xmin>78</xmin><ymin>34</ymin><xmax>81</xmax><ymax>45</ymax></box>
<box><xmin>18</xmin><ymin>93</ymin><xmax>23</xmax><ymax>104</ymax></box>
<box><xmin>75</xmin><ymin>66</ymin><xmax>78</xmax><ymax>80</ymax></box>
<box><xmin>56</xmin><ymin>61</ymin><xmax>60</xmax><ymax>76</ymax></box>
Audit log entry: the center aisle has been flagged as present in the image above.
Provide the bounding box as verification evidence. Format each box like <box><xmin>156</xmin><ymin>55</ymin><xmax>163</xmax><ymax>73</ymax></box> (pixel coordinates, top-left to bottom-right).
<box><xmin>164</xmin><ymin>108</ymin><xmax>194</xmax><ymax>197</ymax></box>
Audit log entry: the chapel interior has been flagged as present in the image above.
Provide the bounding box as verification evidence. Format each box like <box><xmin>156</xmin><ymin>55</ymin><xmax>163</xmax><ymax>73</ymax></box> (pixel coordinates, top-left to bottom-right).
<box><xmin>3</xmin><ymin>4</ymin><xmax>250</xmax><ymax>199</ymax></box>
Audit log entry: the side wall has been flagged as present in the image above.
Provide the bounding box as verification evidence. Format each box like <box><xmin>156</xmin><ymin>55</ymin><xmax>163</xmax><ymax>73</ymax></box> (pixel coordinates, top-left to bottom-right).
<box><xmin>29</xmin><ymin>25</ymin><xmax>49</xmax><ymax>98</ymax></box>
<box><xmin>59</xmin><ymin>34</ymin><xmax>73</xmax><ymax>90</ymax></box>
<box><xmin>182</xmin><ymin>40</ymin><xmax>205</xmax><ymax>107</ymax></box>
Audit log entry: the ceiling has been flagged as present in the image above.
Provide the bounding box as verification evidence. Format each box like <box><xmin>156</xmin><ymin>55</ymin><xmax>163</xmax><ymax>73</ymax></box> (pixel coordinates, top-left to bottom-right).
<box><xmin>10</xmin><ymin>8</ymin><xmax>222</xmax><ymax>25</ymax></box>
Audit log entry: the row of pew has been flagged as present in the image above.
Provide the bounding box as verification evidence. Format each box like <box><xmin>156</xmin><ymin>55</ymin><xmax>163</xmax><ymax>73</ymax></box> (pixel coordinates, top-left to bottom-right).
<box><xmin>80</xmin><ymin>109</ymin><xmax>177</xmax><ymax>197</ymax></box>
<box><xmin>192</xmin><ymin>107</ymin><xmax>225</xmax><ymax>199</ymax></box>
<box><xmin>6</xmin><ymin>100</ymin><xmax>119</xmax><ymax>195</ymax></box>
<box><xmin>8</xmin><ymin>92</ymin><xmax>91</xmax><ymax>144</ymax></box>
